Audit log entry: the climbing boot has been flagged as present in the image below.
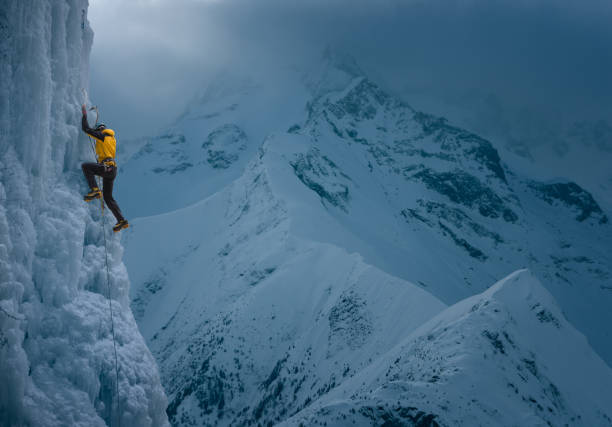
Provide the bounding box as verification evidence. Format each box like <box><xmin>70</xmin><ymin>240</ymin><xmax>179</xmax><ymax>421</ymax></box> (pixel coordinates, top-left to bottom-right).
<box><xmin>113</xmin><ymin>219</ymin><xmax>129</xmax><ymax>233</ymax></box>
<box><xmin>84</xmin><ymin>187</ymin><xmax>102</xmax><ymax>202</ymax></box>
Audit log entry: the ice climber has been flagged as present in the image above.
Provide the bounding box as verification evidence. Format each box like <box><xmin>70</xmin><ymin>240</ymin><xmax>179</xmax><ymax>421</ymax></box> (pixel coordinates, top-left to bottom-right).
<box><xmin>80</xmin><ymin>104</ymin><xmax>129</xmax><ymax>232</ymax></box>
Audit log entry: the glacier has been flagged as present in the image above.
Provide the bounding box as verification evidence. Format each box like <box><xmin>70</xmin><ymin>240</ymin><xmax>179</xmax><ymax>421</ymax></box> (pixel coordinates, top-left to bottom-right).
<box><xmin>118</xmin><ymin>51</ymin><xmax>612</xmax><ymax>425</ymax></box>
<box><xmin>0</xmin><ymin>1</ymin><xmax>167</xmax><ymax>426</ymax></box>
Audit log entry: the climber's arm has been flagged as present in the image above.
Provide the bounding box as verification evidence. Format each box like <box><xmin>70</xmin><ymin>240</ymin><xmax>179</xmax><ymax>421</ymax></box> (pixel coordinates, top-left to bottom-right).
<box><xmin>81</xmin><ymin>105</ymin><xmax>105</xmax><ymax>141</ymax></box>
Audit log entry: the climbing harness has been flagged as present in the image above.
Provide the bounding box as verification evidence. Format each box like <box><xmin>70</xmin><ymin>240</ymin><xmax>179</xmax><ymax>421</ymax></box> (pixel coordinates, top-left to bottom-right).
<box><xmin>82</xmin><ymin>90</ymin><xmax>121</xmax><ymax>426</ymax></box>
<box><xmin>101</xmin><ymin>157</ymin><xmax>117</xmax><ymax>168</ymax></box>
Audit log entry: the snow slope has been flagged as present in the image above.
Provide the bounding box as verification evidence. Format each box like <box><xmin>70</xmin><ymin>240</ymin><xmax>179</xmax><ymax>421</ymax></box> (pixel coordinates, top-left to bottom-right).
<box><xmin>117</xmin><ymin>68</ymin><xmax>311</xmax><ymax>218</ymax></box>
<box><xmin>285</xmin><ymin>69</ymin><xmax>612</xmax><ymax>362</ymax></box>
<box><xmin>404</xmin><ymin>89</ymin><xmax>612</xmax><ymax>215</ymax></box>
<box><xmin>282</xmin><ymin>270</ymin><xmax>612</xmax><ymax>426</ymax></box>
<box><xmin>0</xmin><ymin>2</ymin><xmax>167</xmax><ymax>425</ymax></box>
<box><xmin>120</xmin><ymin>52</ymin><xmax>612</xmax><ymax>425</ymax></box>
<box><xmin>123</xmin><ymin>141</ymin><xmax>446</xmax><ymax>425</ymax></box>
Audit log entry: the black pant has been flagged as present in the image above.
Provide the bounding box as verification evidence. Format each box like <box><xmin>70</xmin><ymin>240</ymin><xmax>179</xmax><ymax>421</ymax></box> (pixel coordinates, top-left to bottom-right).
<box><xmin>81</xmin><ymin>162</ymin><xmax>125</xmax><ymax>222</ymax></box>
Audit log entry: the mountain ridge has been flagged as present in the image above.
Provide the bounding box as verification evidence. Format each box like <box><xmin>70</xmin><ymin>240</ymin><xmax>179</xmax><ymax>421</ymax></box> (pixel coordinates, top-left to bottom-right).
<box><xmin>118</xmin><ymin>54</ymin><xmax>612</xmax><ymax>425</ymax></box>
<box><xmin>281</xmin><ymin>270</ymin><xmax>612</xmax><ymax>426</ymax></box>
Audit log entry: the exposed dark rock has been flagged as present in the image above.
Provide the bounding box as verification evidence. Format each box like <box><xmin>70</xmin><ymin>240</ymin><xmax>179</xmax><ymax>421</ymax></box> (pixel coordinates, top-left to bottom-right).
<box><xmin>167</xmin><ymin>162</ymin><xmax>193</xmax><ymax>174</ymax></box>
<box><xmin>206</xmin><ymin>150</ymin><xmax>238</xmax><ymax>169</ymax></box>
<box><xmin>438</xmin><ymin>221</ymin><xmax>487</xmax><ymax>261</ymax></box>
<box><xmin>288</xmin><ymin>124</ymin><xmax>301</xmax><ymax>134</ymax></box>
<box><xmin>291</xmin><ymin>149</ymin><xmax>351</xmax><ymax>212</ymax></box>
<box><xmin>328</xmin><ymin>291</ymin><xmax>373</xmax><ymax>350</ymax></box>
<box><xmin>413</xmin><ymin>112</ymin><xmax>507</xmax><ymax>182</ymax></box>
<box><xmin>202</xmin><ymin>124</ymin><xmax>248</xmax><ymax>169</ymax></box>
<box><xmin>413</xmin><ymin>168</ymin><xmax>517</xmax><ymax>222</ymax></box>
<box><xmin>357</xmin><ymin>404</ymin><xmax>441</xmax><ymax>427</ymax></box>
<box><xmin>335</xmin><ymin>79</ymin><xmax>390</xmax><ymax>121</ymax></box>
<box><xmin>247</xmin><ymin>267</ymin><xmax>276</xmax><ymax>287</ymax></box>
<box><xmin>462</xmin><ymin>136</ymin><xmax>507</xmax><ymax>183</ymax></box>
<box><xmin>482</xmin><ymin>330</ymin><xmax>506</xmax><ymax>354</ymax></box>
<box><xmin>531</xmin><ymin>181</ymin><xmax>608</xmax><ymax>223</ymax></box>
<box><xmin>416</xmin><ymin>200</ymin><xmax>504</xmax><ymax>244</ymax></box>
<box><xmin>531</xmin><ymin>303</ymin><xmax>561</xmax><ymax>328</ymax></box>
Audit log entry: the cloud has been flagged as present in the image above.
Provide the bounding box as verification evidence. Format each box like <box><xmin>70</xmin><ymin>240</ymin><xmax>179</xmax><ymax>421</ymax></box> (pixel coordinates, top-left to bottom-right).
<box><xmin>88</xmin><ymin>0</ymin><xmax>612</xmax><ymax>146</ymax></box>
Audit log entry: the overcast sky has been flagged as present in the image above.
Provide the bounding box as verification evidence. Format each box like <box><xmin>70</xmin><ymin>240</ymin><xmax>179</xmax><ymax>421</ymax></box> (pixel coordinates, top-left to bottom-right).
<box><xmin>89</xmin><ymin>0</ymin><xmax>612</xmax><ymax>162</ymax></box>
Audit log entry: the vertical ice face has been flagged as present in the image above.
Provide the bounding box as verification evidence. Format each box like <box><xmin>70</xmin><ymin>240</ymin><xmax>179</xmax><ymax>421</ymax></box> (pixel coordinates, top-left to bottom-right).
<box><xmin>0</xmin><ymin>1</ymin><xmax>168</xmax><ymax>426</ymax></box>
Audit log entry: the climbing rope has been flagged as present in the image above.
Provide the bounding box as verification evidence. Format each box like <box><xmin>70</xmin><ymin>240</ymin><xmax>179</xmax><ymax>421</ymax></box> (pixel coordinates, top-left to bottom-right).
<box><xmin>0</xmin><ymin>305</ymin><xmax>25</xmax><ymax>321</ymax></box>
<box><xmin>82</xmin><ymin>96</ymin><xmax>121</xmax><ymax>426</ymax></box>
<box><xmin>100</xmin><ymin>186</ymin><xmax>121</xmax><ymax>427</ymax></box>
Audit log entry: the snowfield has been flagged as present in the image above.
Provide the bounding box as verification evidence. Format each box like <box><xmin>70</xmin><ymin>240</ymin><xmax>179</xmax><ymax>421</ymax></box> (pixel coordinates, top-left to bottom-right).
<box><xmin>282</xmin><ymin>270</ymin><xmax>612</xmax><ymax>426</ymax></box>
<box><xmin>120</xmin><ymin>51</ymin><xmax>612</xmax><ymax>425</ymax></box>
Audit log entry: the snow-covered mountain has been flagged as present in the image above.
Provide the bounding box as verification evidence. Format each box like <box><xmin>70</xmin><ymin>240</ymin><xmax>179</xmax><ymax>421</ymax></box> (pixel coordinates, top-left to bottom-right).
<box><xmin>283</xmin><ymin>270</ymin><xmax>612</xmax><ymax>426</ymax></box>
<box><xmin>122</xmin><ymin>138</ymin><xmax>446</xmax><ymax>425</ymax></box>
<box><xmin>118</xmin><ymin>51</ymin><xmax>612</xmax><ymax>425</ymax></box>
<box><xmin>402</xmin><ymin>89</ymin><xmax>612</xmax><ymax>215</ymax></box>
<box><xmin>0</xmin><ymin>2</ymin><xmax>167</xmax><ymax>425</ymax></box>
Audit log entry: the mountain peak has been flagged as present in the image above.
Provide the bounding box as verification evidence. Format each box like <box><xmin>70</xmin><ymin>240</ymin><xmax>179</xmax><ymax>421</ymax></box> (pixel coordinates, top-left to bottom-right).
<box><xmin>284</xmin><ymin>270</ymin><xmax>612</xmax><ymax>426</ymax></box>
<box><xmin>321</xmin><ymin>46</ymin><xmax>363</xmax><ymax>78</ymax></box>
<box><xmin>303</xmin><ymin>47</ymin><xmax>365</xmax><ymax>98</ymax></box>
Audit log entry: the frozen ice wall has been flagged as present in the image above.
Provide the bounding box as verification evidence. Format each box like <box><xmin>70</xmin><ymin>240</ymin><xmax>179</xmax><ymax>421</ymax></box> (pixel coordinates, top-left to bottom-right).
<box><xmin>0</xmin><ymin>1</ymin><xmax>168</xmax><ymax>426</ymax></box>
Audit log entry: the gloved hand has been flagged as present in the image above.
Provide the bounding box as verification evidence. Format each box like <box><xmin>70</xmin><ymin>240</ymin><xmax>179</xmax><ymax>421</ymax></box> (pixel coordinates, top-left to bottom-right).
<box><xmin>81</xmin><ymin>104</ymin><xmax>87</xmax><ymax>116</ymax></box>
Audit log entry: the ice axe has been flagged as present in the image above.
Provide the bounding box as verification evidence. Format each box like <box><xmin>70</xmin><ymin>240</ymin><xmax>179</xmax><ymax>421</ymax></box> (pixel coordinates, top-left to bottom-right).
<box><xmin>81</xmin><ymin>88</ymin><xmax>99</xmax><ymax>125</ymax></box>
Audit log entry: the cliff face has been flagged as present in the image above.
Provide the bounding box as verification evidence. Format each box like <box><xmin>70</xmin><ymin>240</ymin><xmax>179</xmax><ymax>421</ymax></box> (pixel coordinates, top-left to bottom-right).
<box><xmin>0</xmin><ymin>2</ymin><xmax>167</xmax><ymax>425</ymax></box>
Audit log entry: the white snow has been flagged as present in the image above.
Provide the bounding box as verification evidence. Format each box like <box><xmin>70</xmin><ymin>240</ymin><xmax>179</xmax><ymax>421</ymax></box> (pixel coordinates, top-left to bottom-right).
<box><xmin>119</xmin><ymin>51</ymin><xmax>612</xmax><ymax>426</ymax></box>
<box><xmin>123</xmin><ymin>147</ymin><xmax>446</xmax><ymax>425</ymax></box>
<box><xmin>282</xmin><ymin>270</ymin><xmax>612</xmax><ymax>426</ymax></box>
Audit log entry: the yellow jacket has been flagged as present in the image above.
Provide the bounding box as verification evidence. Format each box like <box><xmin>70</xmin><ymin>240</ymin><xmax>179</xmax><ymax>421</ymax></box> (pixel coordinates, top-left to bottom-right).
<box><xmin>82</xmin><ymin>115</ymin><xmax>117</xmax><ymax>163</ymax></box>
<box><xmin>92</xmin><ymin>129</ymin><xmax>116</xmax><ymax>162</ymax></box>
